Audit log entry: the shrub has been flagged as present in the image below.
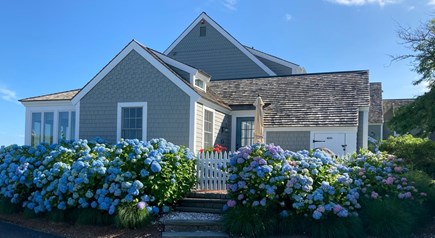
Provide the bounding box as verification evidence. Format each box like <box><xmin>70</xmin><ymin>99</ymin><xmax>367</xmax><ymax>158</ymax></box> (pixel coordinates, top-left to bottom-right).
<box><xmin>379</xmin><ymin>135</ymin><xmax>435</xmax><ymax>177</ymax></box>
<box><xmin>0</xmin><ymin>138</ymin><xmax>196</xmax><ymax>228</ymax></box>
<box><xmin>114</xmin><ymin>202</ymin><xmax>150</xmax><ymax>228</ymax></box>
<box><xmin>224</xmin><ymin>144</ymin><xmax>428</xmax><ymax>237</ymax></box>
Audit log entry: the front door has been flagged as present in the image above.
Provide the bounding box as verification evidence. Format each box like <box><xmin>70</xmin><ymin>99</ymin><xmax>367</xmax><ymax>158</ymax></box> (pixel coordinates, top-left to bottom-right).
<box><xmin>313</xmin><ymin>133</ymin><xmax>347</xmax><ymax>156</ymax></box>
<box><xmin>236</xmin><ymin>117</ymin><xmax>254</xmax><ymax>149</ymax></box>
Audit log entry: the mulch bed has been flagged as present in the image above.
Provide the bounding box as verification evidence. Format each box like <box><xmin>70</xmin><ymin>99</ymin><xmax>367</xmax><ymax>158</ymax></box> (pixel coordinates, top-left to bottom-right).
<box><xmin>0</xmin><ymin>213</ymin><xmax>162</xmax><ymax>238</ymax></box>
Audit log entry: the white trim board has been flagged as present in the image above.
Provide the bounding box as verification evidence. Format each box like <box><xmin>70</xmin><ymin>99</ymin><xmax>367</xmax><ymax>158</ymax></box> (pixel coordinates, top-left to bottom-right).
<box><xmin>246</xmin><ymin>47</ymin><xmax>301</xmax><ymax>72</ymax></box>
<box><xmin>163</xmin><ymin>12</ymin><xmax>276</xmax><ymax>77</ymax></box>
<box><xmin>264</xmin><ymin>126</ymin><xmax>358</xmax><ymax>132</ymax></box>
<box><xmin>72</xmin><ymin>40</ymin><xmax>200</xmax><ymax>105</ymax></box>
<box><xmin>116</xmin><ymin>102</ymin><xmax>148</xmax><ymax>142</ymax></box>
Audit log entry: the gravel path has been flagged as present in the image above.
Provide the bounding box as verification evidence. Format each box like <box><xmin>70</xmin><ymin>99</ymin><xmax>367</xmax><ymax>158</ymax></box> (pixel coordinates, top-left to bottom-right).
<box><xmin>160</xmin><ymin>212</ymin><xmax>223</xmax><ymax>222</ymax></box>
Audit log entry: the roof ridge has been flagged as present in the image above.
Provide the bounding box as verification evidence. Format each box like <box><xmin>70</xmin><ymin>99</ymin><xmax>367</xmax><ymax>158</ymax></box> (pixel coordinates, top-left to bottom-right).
<box><xmin>211</xmin><ymin>70</ymin><xmax>369</xmax><ymax>81</ymax></box>
<box><xmin>244</xmin><ymin>45</ymin><xmax>300</xmax><ymax>67</ymax></box>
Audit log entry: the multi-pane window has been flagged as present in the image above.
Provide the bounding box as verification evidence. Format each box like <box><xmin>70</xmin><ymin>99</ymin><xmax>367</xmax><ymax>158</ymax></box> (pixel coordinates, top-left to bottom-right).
<box><xmin>121</xmin><ymin>107</ymin><xmax>143</xmax><ymax>140</ymax></box>
<box><xmin>240</xmin><ymin>120</ymin><xmax>254</xmax><ymax>147</ymax></box>
<box><xmin>203</xmin><ymin>109</ymin><xmax>214</xmax><ymax>148</ymax></box>
<box><xmin>30</xmin><ymin>111</ymin><xmax>76</xmax><ymax>146</ymax></box>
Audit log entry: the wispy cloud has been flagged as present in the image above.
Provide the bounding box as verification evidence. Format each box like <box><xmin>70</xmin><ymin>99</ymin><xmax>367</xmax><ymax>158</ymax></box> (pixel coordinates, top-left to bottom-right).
<box><xmin>428</xmin><ymin>0</ymin><xmax>435</xmax><ymax>6</ymax></box>
<box><xmin>326</xmin><ymin>0</ymin><xmax>401</xmax><ymax>7</ymax></box>
<box><xmin>407</xmin><ymin>5</ymin><xmax>415</xmax><ymax>11</ymax></box>
<box><xmin>0</xmin><ymin>88</ymin><xmax>17</xmax><ymax>103</ymax></box>
<box><xmin>223</xmin><ymin>0</ymin><xmax>237</xmax><ymax>11</ymax></box>
<box><xmin>285</xmin><ymin>13</ymin><xmax>293</xmax><ymax>22</ymax></box>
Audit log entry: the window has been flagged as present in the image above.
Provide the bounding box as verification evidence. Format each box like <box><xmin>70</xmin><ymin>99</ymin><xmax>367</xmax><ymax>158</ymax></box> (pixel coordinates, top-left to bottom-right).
<box><xmin>58</xmin><ymin>112</ymin><xmax>69</xmax><ymax>141</ymax></box>
<box><xmin>117</xmin><ymin>102</ymin><xmax>147</xmax><ymax>141</ymax></box>
<box><xmin>29</xmin><ymin>110</ymin><xmax>76</xmax><ymax>146</ymax></box>
<box><xmin>121</xmin><ymin>107</ymin><xmax>143</xmax><ymax>140</ymax></box>
<box><xmin>200</xmin><ymin>26</ymin><xmax>206</xmax><ymax>37</ymax></box>
<box><xmin>43</xmin><ymin>112</ymin><xmax>54</xmax><ymax>144</ymax></box>
<box><xmin>203</xmin><ymin>109</ymin><xmax>214</xmax><ymax>148</ymax></box>
<box><xmin>31</xmin><ymin>113</ymin><xmax>42</xmax><ymax>146</ymax></box>
<box><xmin>194</xmin><ymin>78</ymin><xmax>205</xmax><ymax>90</ymax></box>
<box><xmin>240</xmin><ymin>120</ymin><xmax>254</xmax><ymax>147</ymax></box>
<box><xmin>236</xmin><ymin>117</ymin><xmax>254</xmax><ymax>149</ymax></box>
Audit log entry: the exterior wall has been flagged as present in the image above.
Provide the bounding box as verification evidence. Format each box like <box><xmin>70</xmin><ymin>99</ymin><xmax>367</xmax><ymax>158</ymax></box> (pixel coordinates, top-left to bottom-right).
<box><xmin>369</xmin><ymin>124</ymin><xmax>382</xmax><ymax>141</ymax></box>
<box><xmin>195</xmin><ymin>102</ymin><xmax>231</xmax><ymax>152</ymax></box>
<box><xmin>255</xmin><ymin>55</ymin><xmax>293</xmax><ymax>76</ymax></box>
<box><xmin>266</xmin><ymin>131</ymin><xmax>310</xmax><ymax>151</ymax></box>
<box><xmin>214</xmin><ymin>110</ymin><xmax>231</xmax><ymax>150</ymax></box>
<box><xmin>357</xmin><ymin>110</ymin><xmax>369</xmax><ymax>150</ymax></box>
<box><xmin>167</xmin><ymin>21</ymin><xmax>269</xmax><ymax>80</ymax></box>
<box><xmin>79</xmin><ymin>50</ymin><xmax>190</xmax><ymax>145</ymax></box>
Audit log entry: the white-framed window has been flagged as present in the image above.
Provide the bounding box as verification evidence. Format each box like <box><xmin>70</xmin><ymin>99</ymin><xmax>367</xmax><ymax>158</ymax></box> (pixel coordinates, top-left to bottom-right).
<box><xmin>117</xmin><ymin>102</ymin><xmax>147</xmax><ymax>141</ymax></box>
<box><xmin>195</xmin><ymin>78</ymin><xmax>205</xmax><ymax>90</ymax></box>
<box><xmin>203</xmin><ymin>108</ymin><xmax>214</xmax><ymax>149</ymax></box>
<box><xmin>29</xmin><ymin>110</ymin><xmax>76</xmax><ymax>146</ymax></box>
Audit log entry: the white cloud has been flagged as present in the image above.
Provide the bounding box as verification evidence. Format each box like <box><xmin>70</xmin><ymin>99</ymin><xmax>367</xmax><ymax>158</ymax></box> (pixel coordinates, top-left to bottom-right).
<box><xmin>223</xmin><ymin>0</ymin><xmax>237</xmax><ymax>11</ymax></box>
<box><xmin>285</xmin><ymin>13</ymin><xmax>293</xmax><ymax>22</ymax></box>
<box><xmin>0</xmin><ymin>88</ymin><xmax>17</xmax><ymax>103</ymax></box>
<box><xmin>428</xmin><ymin>0</ymin><xmax>435</xmax><ymax>6</ymax></box>
<box><xmin>326</xmin><ymin>0</ymin><xmax>401</xmax><ymax>6</ymax></box>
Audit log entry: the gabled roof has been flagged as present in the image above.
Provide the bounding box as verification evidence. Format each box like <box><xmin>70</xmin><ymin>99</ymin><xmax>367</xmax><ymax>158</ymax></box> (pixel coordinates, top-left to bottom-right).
<box><xmin>369</xmin><ymin>82</ymin><xmax>383</xmax><ymax>124</ymax></box>
<box><xmin>209</xmin><ymin>71</ymin><xmax>370</xmax><ymax>127</ymax></box>
<box><xmin>164</xmin><ymin>12</ymin><xmax>276</xmax><ymax>77</ymax></box>
<box><xmin>20</xmin><ymin>89</ymin><xmax>80</xmax><ymax>102</ymax></box>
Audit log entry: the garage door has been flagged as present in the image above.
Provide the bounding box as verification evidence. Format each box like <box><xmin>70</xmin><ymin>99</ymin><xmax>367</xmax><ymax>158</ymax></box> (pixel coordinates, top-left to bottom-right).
<box><xmin>313</xmin><ymin>133</ymin><xmax>347</xmax><ymax>156</ymax></box>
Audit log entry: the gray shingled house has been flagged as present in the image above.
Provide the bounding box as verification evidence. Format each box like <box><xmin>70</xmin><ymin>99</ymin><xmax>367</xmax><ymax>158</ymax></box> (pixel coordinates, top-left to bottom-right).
<box><xmin>20</xmin><ymin>12</ymin><xmax>378</xmax><ymax>156</ymax></box>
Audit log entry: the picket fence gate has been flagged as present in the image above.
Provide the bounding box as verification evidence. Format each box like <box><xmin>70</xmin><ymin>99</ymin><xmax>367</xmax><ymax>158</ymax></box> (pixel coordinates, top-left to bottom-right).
<box><xmin>196</xmin><ymin>151</ymin><xmax>230</xmax><ymax>190</ymax></box>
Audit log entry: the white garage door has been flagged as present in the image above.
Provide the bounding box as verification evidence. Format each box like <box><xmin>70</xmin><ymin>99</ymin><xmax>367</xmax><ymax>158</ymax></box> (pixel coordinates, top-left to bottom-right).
<box><xmin>313</xmin><ymin>133</ymin><xmax>347</xmax><ymax>156</ymax></box>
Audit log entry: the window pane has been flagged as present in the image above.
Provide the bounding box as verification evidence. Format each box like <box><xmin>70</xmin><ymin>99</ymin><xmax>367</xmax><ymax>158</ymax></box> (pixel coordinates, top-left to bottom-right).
<box><xmin>58</xmin><ymin>112</ymin><xmax>69</xmax><ymax>142</ymax></box>
<box><xmin>70</xmin><ymin>111</ymin><xmax>76</xmax><ymax>140</ymax></box>
<box><xmin>203</xmin><ymin>110</ymin><xmax>213</xmax><ymax>149</ymax></box>
<box><xmin>121</xmin><ymin>107</ymin><xmax>142</xmax><ymax>140</ymax></box>
<box><xmin>240</xmin><ymin>119</ymin><xmax>254</xmax><ymax>147</ymax></box>
<box><xmin>44</xmin><ymin>112</ymin><xmax>54</xmax><ymax>144</ymax></box>
<box><xmin>31</xmin><ymin>113</ymin><xmax>42</xmax><ymax>146</ymax></box>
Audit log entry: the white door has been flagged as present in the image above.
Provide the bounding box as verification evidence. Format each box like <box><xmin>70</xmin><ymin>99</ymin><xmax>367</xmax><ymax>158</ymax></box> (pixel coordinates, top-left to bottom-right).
<box><xmin>313</xmin><ymin>133</ymin><xmax>347</xmax><ymax>156</ymax></box>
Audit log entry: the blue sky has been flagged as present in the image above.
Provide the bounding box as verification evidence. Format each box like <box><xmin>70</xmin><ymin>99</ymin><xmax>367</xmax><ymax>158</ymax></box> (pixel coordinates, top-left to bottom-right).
<box><xmin>0</xmin><ymin>0</ymin><xmax>433</xmax><ymax>145</ymax></box>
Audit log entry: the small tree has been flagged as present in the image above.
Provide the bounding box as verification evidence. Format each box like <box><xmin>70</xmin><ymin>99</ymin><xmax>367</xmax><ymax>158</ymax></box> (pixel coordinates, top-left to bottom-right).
<box><xmin>390</xmin><ymin>18</ymin><xmax>435</xmax><ymax>136</ymax></box>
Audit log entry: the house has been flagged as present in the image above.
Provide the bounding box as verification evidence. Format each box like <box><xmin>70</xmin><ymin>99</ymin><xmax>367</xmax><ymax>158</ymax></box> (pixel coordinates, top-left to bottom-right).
<box><xmin>20</xmin><ymin>12</ymin><xmax>376</xmax><ymax>156</ymax></box>
<box><xmin>382</xmin><ymin>98</ymin><xmax>415</xmax><ymax>139</ymax></box>
<box><xmin>368</xmin><ymin>82</ymin><xmax>383</xmax><ymax>141</ymax></box>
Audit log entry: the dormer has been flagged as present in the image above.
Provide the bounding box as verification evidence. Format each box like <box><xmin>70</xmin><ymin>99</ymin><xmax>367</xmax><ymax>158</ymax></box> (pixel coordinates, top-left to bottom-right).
<box><xmin>193</xmin><ymin>70</ymin><xmax>211</xmax><ymax>92</ymax></box>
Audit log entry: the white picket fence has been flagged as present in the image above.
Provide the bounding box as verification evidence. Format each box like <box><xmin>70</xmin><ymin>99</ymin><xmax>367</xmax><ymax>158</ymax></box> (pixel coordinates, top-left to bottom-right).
<box><xmin>196</xmin><ymin>151</ymin><xmax>230</xmax><ymax>190</ymax></box>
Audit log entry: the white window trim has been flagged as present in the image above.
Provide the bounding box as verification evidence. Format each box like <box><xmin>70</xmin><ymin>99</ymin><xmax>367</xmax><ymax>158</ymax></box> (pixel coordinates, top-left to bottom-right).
<box><xmin>25</xmin><ymin>105</ymin><xmax>76</xmax><ymax>145</ymax></box>
<box><xmin>117</xmin><ymin>102</ymin><xmax>148</xmax><ymax>141</ymax></box>
<box><xmin>202</xmin><ymin>105</ymin><xmax>215</xmax><ymax>149</ymax></box>
<box><xmin>230</xmin><ymin>110</ymin><xmax>256</xmax><ymax>151</ymax></box>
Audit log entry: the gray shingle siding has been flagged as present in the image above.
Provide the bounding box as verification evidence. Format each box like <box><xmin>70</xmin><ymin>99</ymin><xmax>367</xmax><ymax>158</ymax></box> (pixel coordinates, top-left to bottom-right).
<box><xmin>195</xmin><ymin>103</ymin><xmax>231</xmax><ymax>152</ymax></box>
<box><xmin>369</xmin><ymin>124</ymin><xmax>382</xmax><ymax>141</ymax></box>
<box><xmin>80</xmin><ymin>50</ymin><xmax>190</xmax><ymax>146</ymax></box>
<box><xmin>214</xmin><ymin>110</ymin><xmax>231</xmax><ymax>150</ymax></box>
<box><xmin>255</xmin><ymin>55</ymin><xmax>293</xmax><ymax>76</ymax></box>
<box><xmin>266</xmin><ymin>131</ymin><xmax>310</xmax><ymax>151</ymax></box>
<box><xmin>167</xmin><ymin>21</ymin><xmax>269</xmax><ymax>80</ymax></box>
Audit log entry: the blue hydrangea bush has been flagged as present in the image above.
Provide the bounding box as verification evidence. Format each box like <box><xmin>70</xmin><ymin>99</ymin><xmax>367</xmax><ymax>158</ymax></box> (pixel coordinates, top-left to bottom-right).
<box><xmin>0</xmin><ymin>138</ymin><xmax>195</xmax><ymax>221</ymax></box>
<box><xmin>224</xmin><ymin>143</ymin><xmax>428</xmax><ymax>237</ymax></box>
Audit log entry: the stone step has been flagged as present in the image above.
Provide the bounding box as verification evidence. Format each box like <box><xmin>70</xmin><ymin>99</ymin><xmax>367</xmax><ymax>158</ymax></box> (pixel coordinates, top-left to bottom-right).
<box><xmin>164</xmin><ymin>219</ymin><xmax>224</xmax><ymax>232</ymax></box>
<box><xmin>162</xmin><ymin>231</ymin><xmax>229</xmax><ymax>238</ymax></box>
<box><xmin>176</xmin><ymin>206</ymin><xmax>224</xmax><ymax>214</ymax></box>
<box><xmin>179</xmin><ymin>198</ymin><xmax>226</xmax><ymax>209</ymax></box>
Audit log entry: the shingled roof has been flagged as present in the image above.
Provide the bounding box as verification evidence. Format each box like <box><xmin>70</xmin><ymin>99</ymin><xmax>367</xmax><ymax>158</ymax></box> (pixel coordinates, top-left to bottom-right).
<box><xmin>209</xmin><ymin>71</ymin><xmax>370</xmax><ymax>127</ymax></box>
<box><xmin>369</xmin><ymin>82</ymin><xmax>383</xmax><ymax>124</ymax></box>
<box><xmin>20</xmin><ymin>89</ymin><xmax>80</xmax><ymax>102</ymax></box>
